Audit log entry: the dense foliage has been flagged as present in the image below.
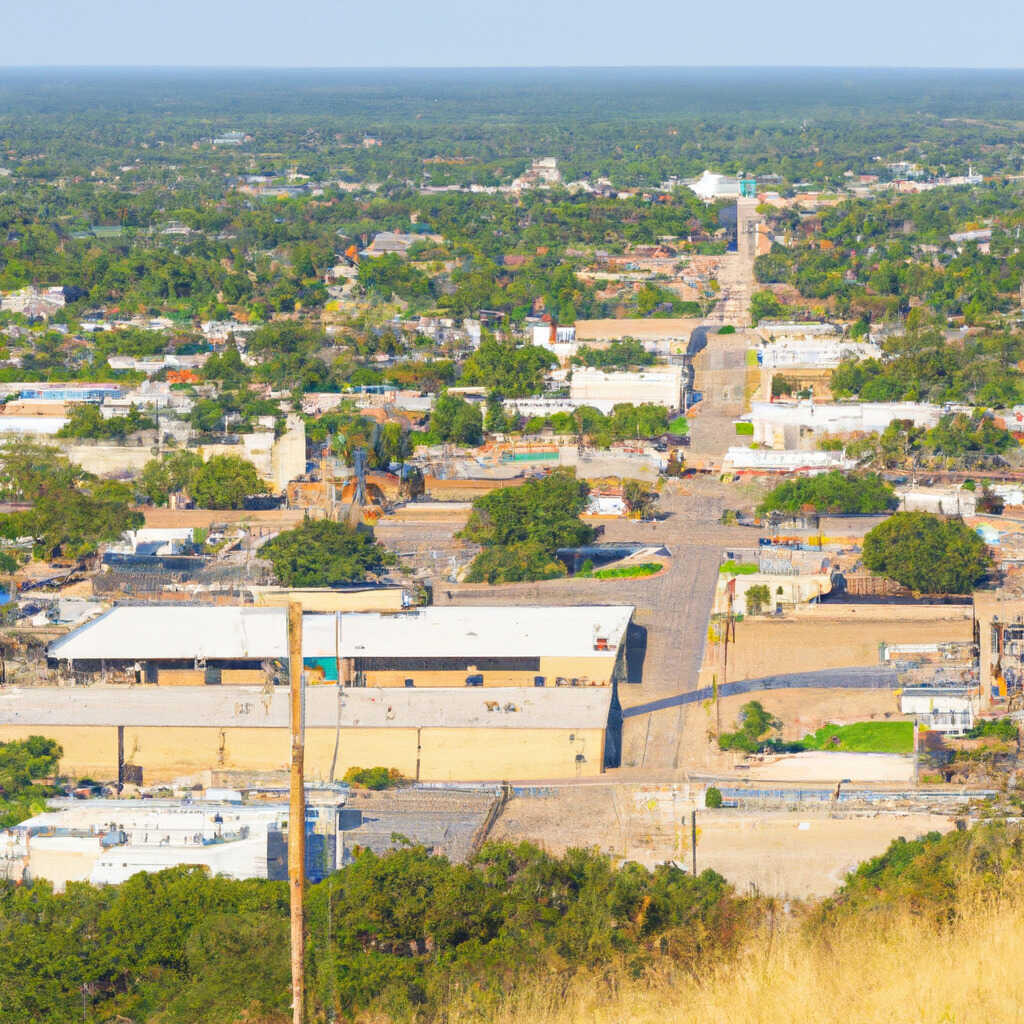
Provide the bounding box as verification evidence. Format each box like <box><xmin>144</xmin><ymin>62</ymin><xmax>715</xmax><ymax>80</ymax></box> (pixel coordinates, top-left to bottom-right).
<box><xmin>862</xmin><ymin>510</ymin><xmax>991</xmax><ymax>593</ymax></box>
<box><xmin>818</xmin><ymin>822</ymin><xmax>1024</xmax><ymax>924</ymax></box>
<box><xmin>0</xmin><ymin>736</ymin><xmax>62</xmax><ymax>829</ymax></box>
<box><xmin>0</xmin><ymin>442</ymin><xmax>141</xmax><ymax>559</ymax></box>
<box><xmin>830</xmin><ymin>319</ymin><xmax>1024</xmax><ymax>406</ymax></box>
<box><xmin>462</xmin><ymin>469</ymin><xmax>593</xmax><ymax>583</ymax></box>
<box><xmin>757</xmin><ymin>471</ymin><xmax>896</xmax><ymax>516</ymax></box>
<box><xmin>0</xmin><ymin>843</ymin><xmax>747</xmax><ymax>1023</ymax></box>
<box><xmin>189</xmin><ymin>454</ymin><xmax>268</xmax><ymax>510</ymax></box>
<box><xmin>260</xmin><ymin>519</ymin><xmax>391</xmax><ymax>587</ymax></box>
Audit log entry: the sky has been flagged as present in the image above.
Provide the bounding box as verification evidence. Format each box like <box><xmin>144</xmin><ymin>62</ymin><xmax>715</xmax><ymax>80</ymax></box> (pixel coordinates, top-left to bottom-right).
<box><xmin>3</xmin><ymin>0</ymin><xmax>1024</xmax><ymax>69</ymax></box>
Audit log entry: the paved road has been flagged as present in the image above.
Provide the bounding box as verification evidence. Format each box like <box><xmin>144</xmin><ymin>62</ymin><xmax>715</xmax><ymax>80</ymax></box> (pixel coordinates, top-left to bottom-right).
<box><xmin>622</xmin><ymin>666</ymin><xmax>903</xmax><ymax>718</ymax></box>
<box><xmin>437</xmin><ymin>482</ymin><xmax>763</xmax><ymax>769</ymax></box>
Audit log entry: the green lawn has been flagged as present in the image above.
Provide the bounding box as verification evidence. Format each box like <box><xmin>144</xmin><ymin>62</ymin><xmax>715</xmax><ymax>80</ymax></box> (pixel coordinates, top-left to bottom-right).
<box><xmin>668</xmin><ymin>415</ymin><xmax>689</xmax><ymax>435</ymax></box>
<box><xmin>745</xmin><ymin>348</ymin><xmax>759</xmax><ymax>367</ymax></box>
<box><xmin>578</xmin><ymin>562</ymin><xmax>662</xmax><ymax>580</ymax></box>
<box><xmin>801</xmin><ymin>721</ymin><xmax>913</xmax><ymax>754</ymax></box>
<box><xmin>719</xmin><ymin>560</ymin><xmax>759</xmax><ymax>575</ymax></box>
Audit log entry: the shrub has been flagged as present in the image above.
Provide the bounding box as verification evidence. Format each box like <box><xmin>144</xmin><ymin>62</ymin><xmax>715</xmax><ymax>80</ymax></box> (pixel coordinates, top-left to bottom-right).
<box><xmin>705</xmin><ymin>786</ymin><xmax>723</xmax><ymax>808</ymax></box>
<box><xmin>343</xmin><ymin>766</ymin><xmax>405</xmax><ymax>790</ymax></box>
<box><xmin>966</xmin><ymin>718</ymin><xmax>1018</xmax><ymax>741</ymax></box>
<box><xmin>717</xmin><ymin>325</ymin><xmax>736</xmax><ymax>334</ymax></box>
<box><xmin>745</xmin><ymin>584</ymin><xmax>772</xmax><ymax>615</ymax></box>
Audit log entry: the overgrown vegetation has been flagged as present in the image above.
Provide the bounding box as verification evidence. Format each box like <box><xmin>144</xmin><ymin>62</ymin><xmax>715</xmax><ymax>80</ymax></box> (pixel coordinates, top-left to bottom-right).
<box><xmin>862</xmin><ymin>510</ymin><xmax>992</xmax><ymax>593</ymax></box>
<box><xmin>757</xmin><ymin>471</ymin><xmax>897</xmax><ymax>516</ymax></box>
<box><xmin>0</xmin><ymin>843</ymin><xmax>747</xmax><ymax>1023</ymax></box>
<box><xmin>462</xmin><ymin>470</ymin><xmax>593</xmax><ymax>583</ymax></box>
<box><xmin>342</xmin><ymin>766</ymin><xmax>405</xmax><ymax>790</ymax></box>
<box><xmin>0</xmin><ymin>736</ymin><xmax>62</xmax><ymax>829</ymax></box>
<box><xmin>261</xmin><ymin>519</ymin><xmax>392</xmax><ymax>587</ymax></box>
<box><xmin>800</xmin><ymin>721</ymin><xmax>913</xmax><ymax>754</ymax></box>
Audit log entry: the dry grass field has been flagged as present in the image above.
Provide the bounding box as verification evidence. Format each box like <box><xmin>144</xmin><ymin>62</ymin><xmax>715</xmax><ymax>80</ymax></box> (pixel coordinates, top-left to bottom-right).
<box><xmin>449</xmin><ymin>892</ymin><xmax>1024</xmax><ymax>1024</ymax></box>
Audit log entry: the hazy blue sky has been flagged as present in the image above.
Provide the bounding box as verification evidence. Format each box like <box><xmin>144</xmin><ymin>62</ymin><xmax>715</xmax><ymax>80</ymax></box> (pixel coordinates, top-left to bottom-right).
<box><xmin>3</xmin><ymin>0</ymin><xmax>1024</xmax><ymax>68</ymax></box>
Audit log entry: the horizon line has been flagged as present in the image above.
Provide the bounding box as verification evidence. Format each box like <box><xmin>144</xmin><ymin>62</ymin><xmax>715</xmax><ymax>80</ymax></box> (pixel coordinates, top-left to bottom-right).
<box><xmin>1</xmin><ymin>63</ymin><xmax>1024</xmax><ymax>73</ymax></box>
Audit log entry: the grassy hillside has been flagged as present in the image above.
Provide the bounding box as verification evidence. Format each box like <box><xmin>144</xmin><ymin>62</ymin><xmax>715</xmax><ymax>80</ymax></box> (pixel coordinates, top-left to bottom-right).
<box><xmin>2</xmin><ymin>822</ymin><xmax>1020</xmax><ymax>1022</ymax></box>
<box><xmin>452</xmin><ymin>825</ymin><xmax>1024</xmax><ymax>1024</ymax></box>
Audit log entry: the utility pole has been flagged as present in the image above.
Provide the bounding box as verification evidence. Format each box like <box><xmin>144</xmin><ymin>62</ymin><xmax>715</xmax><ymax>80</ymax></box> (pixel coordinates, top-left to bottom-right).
<box><xmin>288</xmin><ymin>602</ymin><xmax>306</xmax><ymax>1024</ymax></box>
<box><xmin>913</xmin><ymin>719</ymin><xmax>919</xmax><ymax>788</ymax></box>
<box><xmin>690</xmin><ymin>809</ymin><xmax>697</xmax><ymax>876</ymax></box>
<box><xmin>329</xmin><ymin>610</ymin><xmax>343</xmax><ymax>783</ymax></box>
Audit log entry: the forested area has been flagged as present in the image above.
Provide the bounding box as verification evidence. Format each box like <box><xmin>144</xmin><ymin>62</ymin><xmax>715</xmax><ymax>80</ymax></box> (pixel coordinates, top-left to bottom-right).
<box><xmin>755</xmin><ymin>183</ymin><xmax>1024</xmax><ymax>321</ymax></box>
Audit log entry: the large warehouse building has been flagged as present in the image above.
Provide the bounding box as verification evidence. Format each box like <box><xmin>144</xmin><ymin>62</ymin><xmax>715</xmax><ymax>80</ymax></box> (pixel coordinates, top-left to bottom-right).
<box><xmin>0</xmin><ymin>604</ymin><xmax>635</xmax><ymax>783</ymax></box>
<box><xmin>0</xmin><ymin>682</ymin><xmax>618</xmax><ymax>783</ymax></box>
<box><xmin>46</xmin><ymin>604</ymin><xmax>635</xmax><ymax>688</ymax></box>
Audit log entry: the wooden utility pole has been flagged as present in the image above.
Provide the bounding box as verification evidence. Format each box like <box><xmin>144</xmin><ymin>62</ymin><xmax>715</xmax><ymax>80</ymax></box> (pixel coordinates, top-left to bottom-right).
<box><xmin>690</xmin><ymin>809</ymin><xmax>697</xmax><ymax>876</ymax></box>
<box><xmin>288</xmin><ymin>602</ymin><xmax>306</xmax><ymax>1024</ymax></box>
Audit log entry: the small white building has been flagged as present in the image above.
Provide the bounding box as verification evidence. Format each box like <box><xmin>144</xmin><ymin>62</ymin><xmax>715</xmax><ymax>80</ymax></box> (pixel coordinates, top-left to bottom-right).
<box><xmin>759</xmin><ymin>338</ymin><xmax>882</xmax><ymax>370</ymax></box>
<box><xmin>900</xmin><ymin>687</ymin><xmax>974</xmax><ymax>735</ymax></box>
<box><xmin>723</xmin><ymin>447</ymin><xmax>854</xmax><ymax>473</ymax></box>
<box><xmin>743</xmin><ymin>400</ymin><xmax>950</xmax><ymax>448</ymax></box>
<box><xmin>685</xmin><ymin>170</ymin><xmax>742</xmax><ymax>201</ymax></box>
<box><xmin>897</xmin><ymin>486</ymin><xmax>977</xmax><ymax>516</ymax></box>
<box><xmin>121</xmin><ymin>528</ymin><xmax>196</xmax><ymax>556</ymax></box>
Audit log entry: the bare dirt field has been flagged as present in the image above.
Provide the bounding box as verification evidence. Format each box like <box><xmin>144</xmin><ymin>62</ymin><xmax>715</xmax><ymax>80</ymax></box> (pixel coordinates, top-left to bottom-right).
<box><xmin>491</xmin><ymin>785</ymin><xmax>950</xmax><ymax>898</ymax></box>
<box><xmin>689</xmin><ymin>810</ymin><xmax>949</xmax><ymax>897</ymax></box>
<box><xmin>700</xmin><ymin>616</ymin><xmax>973</xmax><ymax>685</ymax></box>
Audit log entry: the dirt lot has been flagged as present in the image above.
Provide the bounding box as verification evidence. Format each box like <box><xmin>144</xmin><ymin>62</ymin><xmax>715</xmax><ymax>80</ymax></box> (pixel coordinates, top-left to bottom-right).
<box><xmin>680</xmin><ymin>687</ymin><xmax>909</xmax><ymax>775</ymax></box>
<box><xmin>700</xmin><ymin>616</ymin><xmax>973</xmax><ymax>685</ymax></box>
<box><xmin>492</xmin><ymin>785</ymin><xmax>951</xmax><ymax>898</ymax></box>
<box><xmin>690</xmin><ymin>810</ymin><xmax>950</xmax><ymax>897</ymax></box>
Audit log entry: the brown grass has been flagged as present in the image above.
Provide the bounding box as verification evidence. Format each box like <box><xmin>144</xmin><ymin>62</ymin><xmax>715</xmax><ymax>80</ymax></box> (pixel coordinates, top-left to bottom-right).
<box><xmin>446</xmin><ymin>890</ymin><xmax>1024</xmax><ymax>1024</ymax></box>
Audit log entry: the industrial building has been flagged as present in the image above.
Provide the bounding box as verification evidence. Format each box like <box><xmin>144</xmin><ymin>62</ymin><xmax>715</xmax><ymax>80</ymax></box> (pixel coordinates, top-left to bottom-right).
<box><xmin>46</xmin><ymin>604</ymin><xmax>635</xmax><ymax>688</ymax></box>
<box><xmin>0</xmin><ymin>604</ymin><xmax>635</xmax><ymax>783</ymax></box>
<box><xmin>0</xmin><ymin>788</ymin><xmax>503</xmax><ymax>890</ymax></box>
<box><xmin>0</xmin><ymin>683</ymin><xmax>620</xmax><ymax>783</ymax></box>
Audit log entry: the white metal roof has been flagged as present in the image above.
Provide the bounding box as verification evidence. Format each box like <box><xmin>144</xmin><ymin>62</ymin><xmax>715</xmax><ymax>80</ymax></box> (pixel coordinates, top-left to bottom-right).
<box><xmin>47</xmin><ymin>605</ymin><xmax>634</xmax><ymax>663</ymax></box>
<box><xmin>0</xmin><ymin>685</ymin><xmax>613</xmax><ymax>731</ymax></box>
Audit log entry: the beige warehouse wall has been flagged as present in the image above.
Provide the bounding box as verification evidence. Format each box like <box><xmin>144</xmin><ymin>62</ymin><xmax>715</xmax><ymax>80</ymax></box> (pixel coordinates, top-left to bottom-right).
<box><xmin>0</xmin><ymin>724</ymin><xmax>605</xmax><ymax>784</ymax></box>
<box><xmin>0</xmin><ymin>725</ymin><xmax>120</xmax><ymax>778</ymax></box>
<box><xmin>418</xmin><ymin>728</ymin><xmax>605</xmax><ymax>781</ymax></box>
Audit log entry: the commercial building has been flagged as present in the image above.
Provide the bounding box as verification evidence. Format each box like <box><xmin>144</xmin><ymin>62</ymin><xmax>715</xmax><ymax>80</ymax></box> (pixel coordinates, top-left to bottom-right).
<box><xmin>0</xmin><ymin>787</ymin><xmax>500</xmax><ymax>890</ymax></box>
<box><xmin>46</xmin><ymin>604</ymin><xmax>634</xmax><ymax>688</ymax></box>
<box><xmin>0</xmin><ymin>684</ymin><xmax>620</xmax><ymax>783</ymax></box>
<box><xmin>569</xmin><ymin>366</ymin><xmax>683</xmax><ymax>410</ymax></box>
<box><xmin>722</xmin><ymin>447</ymin><xmax>853</xmax><ymax>473</ymax></box>
<box><xmin>9</xmin><ymin>604</ymin><xmax>636</xmax><ymax>782</ymax></box>
<box><xmin>0</xmin><ymin>794</ymin><xmax>346</xmax><ymax>890</ymax></box>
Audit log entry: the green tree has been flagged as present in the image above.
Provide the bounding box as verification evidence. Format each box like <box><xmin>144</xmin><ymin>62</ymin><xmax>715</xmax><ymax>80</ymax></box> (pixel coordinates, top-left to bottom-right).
<box><xmin>0</xmin><ymin>735</ymin><xmax>62</xmax><ymax>828</ymax></box>
<box><xmin>623</xmin><ymin>479</ymin><xmax>659</xmax><ymax>520</ymax></box>
<box><xmin>462</xmin><ymin>469</ymin><xmax>593</xmax><ymax>583</ymax></box>
<box><xmin>862</xmin><ymin>511</ymin><xmax>991</xmax><ymax>594</ymax></box>
<box><xmin>757</xmin><ymin>471</ymin><xmax>897</xmax><ymax>516</ymax></box>
<box><xmin>429</xmin><ymin>393</ymin><xmax>484</xmax><ymax>445</ymax></box>
<box><xmin>745</xmin><ymin>584</ymin><xmax>772</xmax><ymax>615</ymax></box>
<box><xmin>750</xmin><ymin>290</ymin><xmax>786</xmax><ymax>324</ymax></box>
<box><xmin>459</xmin><ymin>335</ymin><xmax>556</xmax><ymax>397</ymax></box>
<box><xmin>139</xmin><ymin>450</ymin><xmax>204</xmax><ymax>506</ymax></box>
<box><xmin>190</xmin><ymin>455</ymin><xmax>268</xmax><ymax>510</ymax></box>
<box><xmin>0</xmin><ymin>478</ymin><xmax>142</xmax><ymax>561</ymax></box>
<box><xmin>718</xmin><ymin>701</ymin><xmax>781</xmax><ymax>752</ymax></box>
<box><xmin>261</xmin><ymin>519</ymin><xmax>391</xmax><ymax>586</ymax></box>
